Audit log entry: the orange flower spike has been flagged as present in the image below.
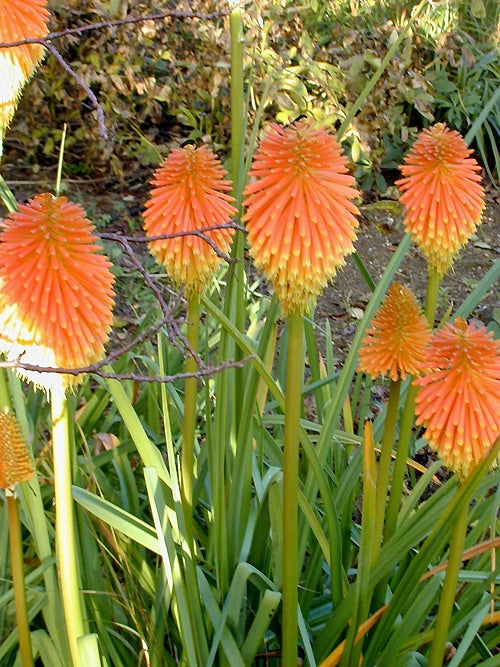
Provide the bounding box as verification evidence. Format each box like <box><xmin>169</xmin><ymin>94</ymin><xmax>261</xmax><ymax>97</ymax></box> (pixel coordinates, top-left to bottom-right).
<box><xmin>396</xmin><ymin>124</ymin><xmax>485</xmax><ymax>276</ymax></box>
<box><xmin>413</xmin><ymin>318</ymin><xmax>500</xmax><ymax>479</ymax></box>
<box><xmin>0</xmin><ymin>0</ymin><xmax>49</xmax><ymax>131</ymax></box>
<box><xmin>0</xmin><ymin>408</ymin><xmax>34</xmax><ymax>489</ymax></box>
<box><xmin>358</xmin><ymin>283</ymin><xmax>431</xmax><ymax>381</ymax></box>
<box><xmin>243</xmin><ymin>119</ymin><xmax>359</xmax><ymax>314</ymax></box>
<box><xmin>0</xmin><ymin>193</ymin><xmax>115</xmax><ymax>391</ymax></box>
<box><xmin>143</xmin><ymin>143</ymin><xmax>237</xmax><ymax>295</ymax></box>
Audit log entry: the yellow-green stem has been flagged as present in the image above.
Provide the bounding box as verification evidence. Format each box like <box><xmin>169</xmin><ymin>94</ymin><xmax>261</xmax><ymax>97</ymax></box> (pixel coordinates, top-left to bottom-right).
<box><xmin>181</xmin><ymin>293</ymin><xmax>200</xmax><ymax>543</ymax></box>
<box><xmin>51</xmin><ymin>390</ymin><xmax>84</xmax><ymax>667</ymax></box>
<box><xmin>3</xmin><ymin>373</ymin><xmax>69</xmax><ymax>659</ymax></box>
<box><xmin>282</xmin><ymin>312</ymin><xmax>304</xmax><ymax>666</ymax></box>
<box><xmin>385</xmin><ymin>265</ymin><xmax>441</xmax><ymax>541</ymax></box>
<box><xmin>373</xmin><ymin>379</ymin><xmax>401</xmax><ymax>556</ymax></box>
<box><xmin>375</xmin><ymin>382</ymin><xmax>416</xmax><ymax>615</ymax></box>
<box><xmin>230</xmin><ymin>5</ymin><xmax>244</xmax><ymax>200</ymax></box>
<box><xmin>384</xmin><ymin>383</ymin><xmax>418</xmax><ymax>542</ymax></box>
<box><xmin>0</xmin><ymin>369</ymin><xmax>12</xmax><ymax>408</ymax></box>
<box><xmin>7</xmin><ymin>492</ymin><xmax>33</xmax><ymax>667</ymax></box>
<box><xmin>428</xmin><ymin>494</ymin><xmax>468</xmax><ymax>667</ymax></box>
<box><xmin>425</xmin><ymin>267</ymin><xmax>441</xmax><ymax>326</ymax></box>
<box><xmin>229</xmin><ymin>4</ymin><xmax>246</xmax><ymax>432</ymax></box>
<box><xmin>371</xmin><ymin>380</ymin><xmax>401</xmax><ymax>611</ymax></box>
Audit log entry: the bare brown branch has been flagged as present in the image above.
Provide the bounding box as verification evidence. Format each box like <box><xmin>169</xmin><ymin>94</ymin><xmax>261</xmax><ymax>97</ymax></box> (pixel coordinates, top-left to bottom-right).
<box><xmin>0</xmin><ymin>355</ymin><xmax>254</xmax><ymax>384</ymax></box>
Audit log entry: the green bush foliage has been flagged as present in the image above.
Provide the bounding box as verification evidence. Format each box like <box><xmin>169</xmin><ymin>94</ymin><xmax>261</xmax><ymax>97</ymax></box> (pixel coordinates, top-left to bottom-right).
<box><xmin>4</xmin><ymin>0</ymin><xmax>498</xmax><ymax>189</ymax></box>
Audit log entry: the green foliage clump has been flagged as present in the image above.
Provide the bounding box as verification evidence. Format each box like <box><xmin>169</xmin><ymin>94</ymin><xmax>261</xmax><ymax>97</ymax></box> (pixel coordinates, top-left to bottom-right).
<box><xmin>4</xmin><ymin>0</ymin><xmax>499</xmax><ymax>190</ymax></box>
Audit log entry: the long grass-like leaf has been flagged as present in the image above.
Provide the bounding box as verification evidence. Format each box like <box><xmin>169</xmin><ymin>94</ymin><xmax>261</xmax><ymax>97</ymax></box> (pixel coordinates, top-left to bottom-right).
<box><xmin>73</xmin><ymin>487</ymin><xmax>160</xmax><ymax>554</ymax></box>
<box><xmin>454</xmin><ymin>260</ymin><xmax>500</xmax><ymax>320</ymax></box>
<box><xmin>103</xmin><ymin>368</ymin><xmax>169</xmax><ymax>482</ymax></box>
<box><xmin>144</xmin><ymin>467</ymin><xmax>203</xmax><ymax>665</ymax></box>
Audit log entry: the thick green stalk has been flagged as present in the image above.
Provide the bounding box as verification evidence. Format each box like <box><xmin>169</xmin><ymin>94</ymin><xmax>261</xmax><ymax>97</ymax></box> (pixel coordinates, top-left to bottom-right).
<box><xmin>427</xmin><ymin>494</ymin><xmax>468</xmax><ymax>667</ymax></box>
<box><xmin>181</xmin><ymin>292</ymin><xmax>200</xmax><ymax>538</ymax></box>
<box><xmin>373</xmin><ymin>379</ymin><xmax>401</xmax><ymax>556</ymax></box>
<box><xmin>230</xmin><ymin>5</ymin><xmax>245</xmax><ymax>200</ymax></box>
<box><xmin>385</xmin><ymin>266</ymin><xmax>441</xmax><ymax>542</ymax></box>
<box><xmin>371</xmin><ymin>379</ymin><xmax>401</xmax><ymax>611</ymax></box>
<box><xmin>0</xmin><ymin>369</ymin><xmax>12</xmax><ymax>408</ymax></box>
<box><xmin>425</xmin><ymin>267</ymin><xmax>441</xmax><ymax>326</ymax></box>
<box><xmin>282</xmin><ymin>312</ymin><xmax>304</xmax><ymax>666</ymax></box>
<box><xmin>377</xmin><ymin>380</ymin><xmax>416</xmax><ymax>615</ymax></box>
<box><xmin>340</xmin><ymin>422</ymin><xmax>378</xmax><ymax>667</ymax></box>
<box><xmin>228</xmin><ymin>3</ymin><xmax>246</xmax><ymax>430</ymax></box>
<box><xmin>384</xmin><ymin>382</ymin><xmax>417</xmax><ymax>542</ymax></box>
<box><xmin>4</xmin><ymin>373</ymin><xmax>68</xmax><ymax>659</ymax></box>
<box><xmin>51</xmin><ymin>389</ymin><xmax>84</xmax><ymax>667</ymax></box>
<box><xmin>7</xmin><ymin>492</ymin><xmax>33</xmax><ymax>667</ymax></box>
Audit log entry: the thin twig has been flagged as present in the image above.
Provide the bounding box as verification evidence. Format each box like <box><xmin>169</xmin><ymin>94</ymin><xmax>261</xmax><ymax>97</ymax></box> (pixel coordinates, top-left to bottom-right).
<box><xmin>0</xmin><ymin>356</ymin><xmax>254</xmax><ymax>384</ymax></box>
<box><xmin>101</xmin><ymin>222</ymin><xmax>246</xmax><ymax>264</ymax></box>
<box><xmin>0</xmin><ymin>10</ymin><xmax>230</xmax><ymax>48</ymax></box>
<box><xmin>111</xmin><ymin>235</ymin><xmax>204</xmax><ymax>365</ymax></box>
<box><xmin>43</xmin><ymin>43</ymin><xmax>108</xmax><ymax>139</ymax></box>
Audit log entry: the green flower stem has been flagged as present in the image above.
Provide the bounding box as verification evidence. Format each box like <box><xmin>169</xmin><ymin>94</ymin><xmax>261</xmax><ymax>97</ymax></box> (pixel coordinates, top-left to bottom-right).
<box><xmin>371</xmin><ymin>379</ymin><xmax>401</xmax><ymax>611</ymax></box>
<box><xmin>3</xmin><ymin>373</ymin><xmax>69</xmax><ymax>660</ymax></box>
<box><xmin>376</xmin><ymin>380</ymin><xmax>417</xmax><ymax>613</ymax></box>
<box><xmin>425</xmin><ymin>267</ymin><xmax>441</xmax><ymax>326</ymax></box>
<box><xmin>373</xmin><ymin>379</ymin><xmax>401</xmax><ymax>556</ymax></box>
<box><xmin>230</xmin><ymin>5</ymin><xmax>244</xmax><ymax>201</ymax></box>
<box><xmin>0</xmin><ymin>369</ymin><xmax>12</xmax><ymax>408</ymax></box>
<box><xmin>282</xmin><ymin>312</ymin><xmax>304</xmax><ymax>667</ymax></box>
<box><xmin>385</xmin><ymin>265</ymin><xmax>441</xmax><ymax>543</ymax></box>
<box><xmin>51</xmin><ymin>389</ymin><xmax>84</xmax><ymax>667</ymax></box>
<box><xmin>229</xmin><ymin>3</ymin><xmax>246</xmax><ymax>430</ymax></box>
<box><xmin>181</xmin><ymin>292</ymin><xmax>200</xmax><ymax>542</ymax></box>
<box><xmin>427</xmin><ymin>493</ymin><xmax>468</xmax><ymax>667</ymax></box>
<box><xmin>384</xmin><ymin>381</ymin><xmax>418</xmax><ymax>542</ymax></box>
<box><xmin>7</xmin><ymin>491</ymin><xmax>33</xmax><ymax>667</ymax></box>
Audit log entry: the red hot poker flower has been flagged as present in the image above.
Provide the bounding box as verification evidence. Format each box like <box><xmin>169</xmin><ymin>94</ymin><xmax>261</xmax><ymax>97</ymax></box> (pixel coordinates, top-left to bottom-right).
<box><xmin>0</xmin><ymin>194</ymin><xmax>115</xmax><ymax>391</ymax></box>
<box><xmin>143</xmin><ymin>143</ymin><xmax>237</xmax><ymax>295</ymax></box>
<box><xmin>413</xmin><ymin>318</ymin><xmax>500</xmax><ymax>479</ymax></box>
<box><xmin>358</xmin><ymin>283</ymin><xmax>431</xmax><ymax>381</ymax></box>
<box><xmin>0</xmin><ymin>0</ymin><xmax>49</xmax><ymax>132</ymax></box>
<box><xmin>243</xmin><ymin>119</ymin><xmax>359</xmax><ymax>314</ymax></box>
<box><xmin>396</xmin><ymin>123</ymin><xmax>485</xmax><ymax>276</ymax></box>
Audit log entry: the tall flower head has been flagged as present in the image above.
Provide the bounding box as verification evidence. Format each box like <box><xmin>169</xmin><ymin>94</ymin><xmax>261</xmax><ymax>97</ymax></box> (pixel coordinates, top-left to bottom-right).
<box><xmin>243</xmin><ymin>119</ymin><xmax>359</xmax><ymax>314</ymax></box>
<box><xmin>0</xmin><ymin>408</ymin><xmax>34</xmax><ymax>490</ymax></box>
<box><xmin>0</xmin><ymin>0</ymin><xmax>49</xmax><ymax>133</ymax></box>
<box><xmin>143</xmin><ymin>143</ymin><xmax>237</xmax><ymax>295</ymax></box>
<box><xmin>0</xmin><ymin>193</ymin><xmax>115</xmax><ymax>392</ymax></box>
<box><xmin>358</xmin><ymin>283</ymin><xmax>431</xmax><ymax>381</ymax></box>
<box><xmin>413</xmin><ymin>318</ymin><xmax>500</xmax><ymax>479</ymax></box>
<box><xmin>396</xmin><ymin>123</ymin><xmax>485</xmax><ymax>275</ymax></box>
